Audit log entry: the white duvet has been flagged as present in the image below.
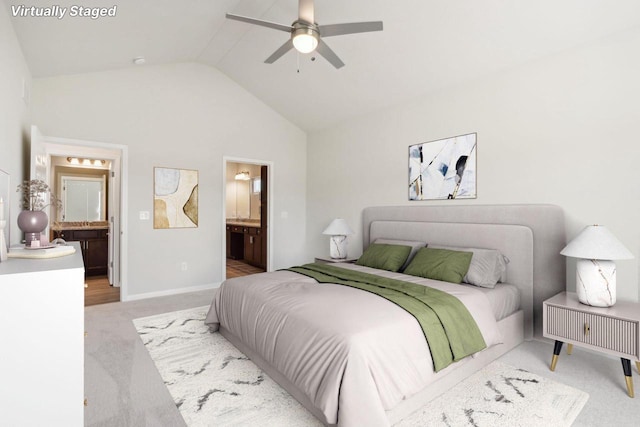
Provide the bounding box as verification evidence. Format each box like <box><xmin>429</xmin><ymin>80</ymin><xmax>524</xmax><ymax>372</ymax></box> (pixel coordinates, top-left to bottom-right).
<box><xmin>205</xmin><ymin>263</ymin><xmax>501</xmax><ymax>426</ymax></box>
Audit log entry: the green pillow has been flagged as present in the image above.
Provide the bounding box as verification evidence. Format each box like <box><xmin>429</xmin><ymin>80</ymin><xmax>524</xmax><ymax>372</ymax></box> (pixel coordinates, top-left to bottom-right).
<box><xmin>356</xmin><ymin>243</ymin><xmax>412</xmax><ymax>272</ymax></box>
<box><xmin>403</xmin><ymin>247</ymin><xmax>473</xmax><ymax>284</ymax></box>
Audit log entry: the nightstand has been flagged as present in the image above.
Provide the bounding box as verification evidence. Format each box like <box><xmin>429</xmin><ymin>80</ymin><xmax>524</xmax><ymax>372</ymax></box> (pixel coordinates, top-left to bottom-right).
<box><xmin>314</xmin><ymin>256</ymin><xmax>358</xmax><ymax>264</ymax></box>
<box><xmin>543</xmin><ymin>291</ymin><xmax>640</xmax><ymax>397</ymax></box>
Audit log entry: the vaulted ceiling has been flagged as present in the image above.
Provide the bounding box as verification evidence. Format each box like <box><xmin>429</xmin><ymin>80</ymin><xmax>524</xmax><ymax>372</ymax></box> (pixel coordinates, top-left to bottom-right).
<box><xmin>6</xmin><ymin>0</ymin><xmax>640</xmax><ymax>131</ymax></box>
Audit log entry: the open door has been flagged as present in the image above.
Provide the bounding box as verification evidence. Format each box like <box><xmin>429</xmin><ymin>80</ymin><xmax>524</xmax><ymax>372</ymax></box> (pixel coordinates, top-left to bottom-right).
<box><xmin>107</xmin><ymin>170</ymin><xmax>114</xmax><ymax>284</ymax></box>
<box><xmin>260</xmin><ymin>165</ymin><xmax>268</xmax><ymax>269</ymax></box>
<box><xmin>30</xmin><ymin>126</ymin><xmax>48</xmax><ymax>181</ymax></box>
<box><xmin>30</xmin><ymin>126</ymin><xmax>51</xmax><ymax>237</ymax></box>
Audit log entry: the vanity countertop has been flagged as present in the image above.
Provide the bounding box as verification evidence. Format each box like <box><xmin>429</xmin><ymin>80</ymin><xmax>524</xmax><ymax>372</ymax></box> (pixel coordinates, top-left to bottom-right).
<box><xmin>226</xmin><ymin>219</ymin><xmax>261</xmax><ymax>227</ymax></box>
<box><xmin>51</xmin><ymin>221</ymin><xmax>110</xmax><ymax>230</ymax></box>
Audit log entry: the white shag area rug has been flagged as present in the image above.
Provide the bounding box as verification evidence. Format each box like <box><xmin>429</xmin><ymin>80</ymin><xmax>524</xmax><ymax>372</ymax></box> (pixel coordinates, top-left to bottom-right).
<box><xmin>134</xmin><ymin>306</ymin><xmax>588</xmax><ymax>427</ymax></box>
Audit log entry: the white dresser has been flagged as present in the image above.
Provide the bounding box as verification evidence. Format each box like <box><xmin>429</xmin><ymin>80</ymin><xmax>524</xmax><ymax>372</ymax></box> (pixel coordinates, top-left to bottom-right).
<box><xmin>0</xmin><ymin>242</ymin><xmax>84</xmax><ymax>426</ymax></box>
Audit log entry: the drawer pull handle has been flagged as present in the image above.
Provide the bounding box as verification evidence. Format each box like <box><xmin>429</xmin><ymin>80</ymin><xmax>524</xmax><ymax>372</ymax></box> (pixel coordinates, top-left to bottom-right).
<box><xmin>584</xmin><ymin>322</ymin><xmax>590</xmax><ymax>336</ymax></box>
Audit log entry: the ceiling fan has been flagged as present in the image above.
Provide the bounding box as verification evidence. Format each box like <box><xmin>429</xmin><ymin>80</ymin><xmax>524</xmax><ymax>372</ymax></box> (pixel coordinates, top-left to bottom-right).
<box><xmin>226</xmin><ymin>0</ymin><xmax>383</xmax><ymax>69</ymax></box>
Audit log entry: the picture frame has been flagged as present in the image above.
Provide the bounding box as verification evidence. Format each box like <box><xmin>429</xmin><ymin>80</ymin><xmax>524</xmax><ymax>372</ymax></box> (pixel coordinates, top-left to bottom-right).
<box><xmin>409</xmin><ymin>133</ymin><xmax>477</xmax><ymax>200</ymax></box>
<box><xmin>153</xmin><ymin>167</ymin><xmax>198</xmax><ymax>229</ymax></box>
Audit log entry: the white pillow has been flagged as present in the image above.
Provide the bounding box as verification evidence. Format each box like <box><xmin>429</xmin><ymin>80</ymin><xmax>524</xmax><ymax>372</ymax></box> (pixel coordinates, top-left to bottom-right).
<box><xmin>373</xmin><ymin>239</ymin><xmax>427</xmax><ymax>271</ymax></box>
<box><xmin>427</xmin><ymin>244</ymin><xmax>510</xmax><ymax>288</ymax></box>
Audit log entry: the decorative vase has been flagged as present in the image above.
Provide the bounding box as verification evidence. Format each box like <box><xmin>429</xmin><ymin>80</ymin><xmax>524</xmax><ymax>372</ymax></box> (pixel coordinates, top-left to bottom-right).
<box><xmin>17</xmin><ymin>210</ymin><xmax>48</xmax><ymax>247</ymax></box>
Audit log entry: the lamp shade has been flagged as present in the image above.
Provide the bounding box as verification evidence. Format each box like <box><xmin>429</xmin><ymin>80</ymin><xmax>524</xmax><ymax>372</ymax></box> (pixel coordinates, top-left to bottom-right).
<box><xmin>560</xmin><ymin>225</ymin><xmax>633</xmax><ymax>260</ymax></box>
<box><xmin>322</xmin><ymin>218</ymin><xmax>354</xmax><ymax>236</ymax></box>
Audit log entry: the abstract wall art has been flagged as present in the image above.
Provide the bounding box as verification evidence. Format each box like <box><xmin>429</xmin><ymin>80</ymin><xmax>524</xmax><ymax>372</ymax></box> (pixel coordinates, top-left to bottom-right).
<box><xmin>154</xmin><ymin>167</ymin><xmax>198</xmax><ymax>229</ymax></box>
<box><xmin>409</xmin><ymin>133</ymin><xmax>477</xmax><ymax>200</ymax></box>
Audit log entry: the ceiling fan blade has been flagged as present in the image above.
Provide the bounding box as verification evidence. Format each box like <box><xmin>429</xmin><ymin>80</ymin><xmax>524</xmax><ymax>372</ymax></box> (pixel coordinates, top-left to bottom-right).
<box><xmin>315</xmin><ymin>39</ymin><xmax>345</xmax><ymax>69</ymax></box>
<box><xmin>320</xmin><ymin>21</ymin><xmax>383</xmax><ymax>37</ymax></box>
<box><xmin>226</xmin><ymin>13</ymin><xmax>292</xmax><ymax>33</ymax></box>
<box><xmin>298</xmin><ymin>0</ymin><xmax>314</xmax><ymax>24</ymax></box>
<box><xmin>265</xmin><ymin>39</ymin><xmax>294</xmax><ymax>64</ymax></box>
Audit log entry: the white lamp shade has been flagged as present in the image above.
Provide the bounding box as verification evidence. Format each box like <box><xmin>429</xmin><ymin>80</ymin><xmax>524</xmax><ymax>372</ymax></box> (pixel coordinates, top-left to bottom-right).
<box><xmin>560</xmin><ymin>225</ymin><xmax>633</xmax><ymax>260</ymax></box>
<box><xmin>292</xmin><ymin>33</ymin><xmax>318</xmax><ymax>53</ymax></box>
<box><xmin>322</xmin><ymin>218</ymin><xmax>354</xmax><ymax>236</ymax></box>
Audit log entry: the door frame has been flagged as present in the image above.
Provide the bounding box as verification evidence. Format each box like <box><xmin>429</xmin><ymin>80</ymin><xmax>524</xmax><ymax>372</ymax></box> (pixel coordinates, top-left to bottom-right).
<box><xmin>222</xmin><ymin>156</ymin><xmax>274</xmax><ymax>280</ymax></box>
<box><xmin>35</xmin><ymin>131</ymin><xmax>129</xmax><ymax>299</ymax></box>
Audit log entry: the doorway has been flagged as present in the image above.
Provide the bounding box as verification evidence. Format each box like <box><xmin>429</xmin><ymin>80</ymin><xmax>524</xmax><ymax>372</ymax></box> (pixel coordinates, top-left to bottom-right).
<box><xmin>223</xmin><ymin>158</ymin><xmax>272</xmax><ymax>280</ymax></box>
<box><xmin>50</xmin><ymin>155</ymin><xmax>118</xmax><ymax>306</ymax></box>
<box><xmin>31</xmin><ymin>126</ymin><xmax>128</xmax><ymax>304</ymax></box>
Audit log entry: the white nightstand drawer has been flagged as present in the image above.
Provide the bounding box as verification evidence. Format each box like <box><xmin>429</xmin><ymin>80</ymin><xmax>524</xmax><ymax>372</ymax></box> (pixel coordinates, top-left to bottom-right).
<box><xmin>546</xmin><ymin>305</ymin><xmax>638</xmax><ymax>357</ymax></box>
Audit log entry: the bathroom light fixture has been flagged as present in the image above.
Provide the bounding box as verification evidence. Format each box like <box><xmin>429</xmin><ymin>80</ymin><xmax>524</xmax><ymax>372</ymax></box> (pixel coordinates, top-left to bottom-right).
<box><xmin>67</xmin><ymin>157</ymin><xmax>106</xmax><ymax>166</ymax></box>
<box><xmin>234</xmin><ymin>171</ymin><xmax>250</xmax><ymax>181</ymax></box>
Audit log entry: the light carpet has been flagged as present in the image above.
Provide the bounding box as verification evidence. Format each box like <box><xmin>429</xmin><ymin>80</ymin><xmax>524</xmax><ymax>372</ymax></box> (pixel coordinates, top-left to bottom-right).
<box><xmin>134</xmin><ymin>306</ymin><xmax>588</xmax><ymax>427</ymax></box>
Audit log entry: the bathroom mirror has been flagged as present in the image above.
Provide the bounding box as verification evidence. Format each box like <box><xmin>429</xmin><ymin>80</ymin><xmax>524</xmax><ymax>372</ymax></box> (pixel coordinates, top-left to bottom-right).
<box><xmin>226</xmin><ymin>162</ymin><xmax>261</xmax><ymax>221</ymax></box>
<box><xmin>61</xmin><ymin>175</ymin><xmax>106</xmax><ymax>221</ymax></box>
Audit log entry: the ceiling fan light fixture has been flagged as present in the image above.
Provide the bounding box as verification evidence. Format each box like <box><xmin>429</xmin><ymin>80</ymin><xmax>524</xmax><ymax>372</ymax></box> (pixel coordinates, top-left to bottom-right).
<box><xmin>292</xmin><ymin>24</ymin><xmax>318</xmax><ymax>53</ymax></box>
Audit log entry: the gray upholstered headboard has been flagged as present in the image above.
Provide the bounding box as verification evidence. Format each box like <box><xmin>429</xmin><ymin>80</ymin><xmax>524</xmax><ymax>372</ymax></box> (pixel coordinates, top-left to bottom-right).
<box><xmin>362</xmin><ymin>205</ymin><xmax>566</xmax><ymax>339</ymax></box>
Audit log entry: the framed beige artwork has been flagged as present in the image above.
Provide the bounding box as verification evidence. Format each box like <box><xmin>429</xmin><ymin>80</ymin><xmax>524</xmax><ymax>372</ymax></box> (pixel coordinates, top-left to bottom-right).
<box><xmin>154</xmin><ymin>167</ymin><xmax>198</xmax><ymax>229</ymax></box>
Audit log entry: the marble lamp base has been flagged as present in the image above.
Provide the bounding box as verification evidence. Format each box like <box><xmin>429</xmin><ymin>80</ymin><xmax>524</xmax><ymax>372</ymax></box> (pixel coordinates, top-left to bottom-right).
<box><xmin>329</xmin><ymin>235</ymin><xmax>348</xmax><ymax>259</ymax></box>
<box><xmin>576</xmin><ymin>258</ymin><xmax>616</xmax><ymax>307</ymax></box>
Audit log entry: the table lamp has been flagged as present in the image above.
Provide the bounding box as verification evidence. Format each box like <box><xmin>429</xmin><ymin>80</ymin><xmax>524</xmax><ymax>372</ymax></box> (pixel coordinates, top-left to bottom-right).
<box><xmin>322</xmin><ymin>218</ymin><xmax>354</xmax><ymax>259</ymax></box>
<box><xmin>560</xmin><ymin>225</ymin><xmax>633</xmax><ymax>307</ymax></box>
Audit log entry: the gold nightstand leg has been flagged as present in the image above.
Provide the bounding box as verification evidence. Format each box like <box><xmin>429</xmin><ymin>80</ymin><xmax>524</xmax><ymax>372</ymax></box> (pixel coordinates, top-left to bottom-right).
<box><xmin>567</xmin><ymin>344</ymin><xmax>573</xmax><ymax>355</ymax></box>
<box><xmin>626</xmin><ymin>376</ymin><xmax>635</xmax><ymax>398</ymax></box>
<box><xmin>636</xmin><ymin>361</ymin><xmax>640</xmax><ymax>374</ymax></box>
<box><xmin>551</xmin><ymin>354</ymin><xmax>559</xmax><ymax>371</ymax></box>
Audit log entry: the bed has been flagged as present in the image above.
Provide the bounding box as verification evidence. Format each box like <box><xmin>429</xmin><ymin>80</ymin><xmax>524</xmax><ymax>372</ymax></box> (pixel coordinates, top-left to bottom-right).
<box><xmin>206</xmin><ymin>204</ymin><xmax>566</xmax><ymax>426</ymax></box>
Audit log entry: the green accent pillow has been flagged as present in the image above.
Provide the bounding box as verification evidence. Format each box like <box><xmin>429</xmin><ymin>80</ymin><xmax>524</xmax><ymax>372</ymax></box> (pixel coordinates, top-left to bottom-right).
<box><xmin>403</xmin><ymin>247</ymin><xmax>473</xmax><ymax>284</ymax></box>
<box><xmin>356</xmin><ymin>243</ymin><xmax>412</xmax><ymax>272</ymax></box>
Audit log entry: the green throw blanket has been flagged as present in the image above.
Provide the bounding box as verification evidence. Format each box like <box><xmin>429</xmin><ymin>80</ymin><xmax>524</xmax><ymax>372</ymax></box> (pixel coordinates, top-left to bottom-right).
<box><xmin>286</xmin><ymin>263</ymin><xmax>486</xmax><ymax>372</ymax></box>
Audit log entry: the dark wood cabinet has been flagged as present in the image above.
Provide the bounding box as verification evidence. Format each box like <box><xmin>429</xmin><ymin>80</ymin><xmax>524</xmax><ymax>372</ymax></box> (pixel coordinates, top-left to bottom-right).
<box><xmin>227</xmin><ymin>225</ymin><xmax>265</xmax><ymax>269</ymax></box>
<box><xmin>57</xmin><ymin>228</ymin><xmax>109</xmax><ymax>276</ymax></box>
<box><xmin>226</xmin><ymin>225</ymin><xmax>244</xmax><ymax>260</ymax></box>
<box><xmin>243</xmin><ymin>228</ymin><xmax>262</xmax><ymax>267</ymax></box>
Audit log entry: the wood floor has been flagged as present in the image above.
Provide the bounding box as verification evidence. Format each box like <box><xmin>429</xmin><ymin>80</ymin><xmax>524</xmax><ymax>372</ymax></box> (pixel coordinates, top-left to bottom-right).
<box><xmin>226</xmin><ymin>259</ymin><xmax>265</xmax><ymax>278</ymax></box>
<box><xmin>84</xmin><ymin>275</ymin><xmax>120</xmax><ymax>306</ymax></box>
<box><xmin>83</xmin><ymin>260</ymin><xmax>260</xmax><ymax>306</ymax></box>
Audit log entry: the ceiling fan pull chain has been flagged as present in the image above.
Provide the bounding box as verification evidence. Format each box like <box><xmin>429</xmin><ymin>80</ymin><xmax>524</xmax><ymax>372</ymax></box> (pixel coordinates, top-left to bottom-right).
<box><xmin>297</xmin><ymin>51</ymin><xmax>300</xmax><ymax>74</ymax></box>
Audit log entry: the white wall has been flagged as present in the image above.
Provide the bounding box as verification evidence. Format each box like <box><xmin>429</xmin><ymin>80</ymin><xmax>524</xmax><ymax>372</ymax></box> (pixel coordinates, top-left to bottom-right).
<box><xmin>32</xmin><ymin>63</ymin><xmax>307</xmax><ymax>298</ymax></box>
<box><xmin>0</xmin><ymin>5</ymin><xmax>32</xmax><ymax>246</ymax></box>
<box><xmin>308</xmin><ymin>27</ymin><xmax>640</xmax><ymax>302</ymax></box>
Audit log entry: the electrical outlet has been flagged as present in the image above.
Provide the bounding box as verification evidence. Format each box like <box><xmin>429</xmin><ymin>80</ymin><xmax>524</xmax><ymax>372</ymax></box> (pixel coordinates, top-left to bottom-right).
<box><xmin>180</xmin><ymin>262</ymin><xmax>188</xmax><ymax>271</ymax></box>
<box><xmin>139</xmin><ymin>211</ymin><xmax>150</xmax><ymax>220</ymax></box>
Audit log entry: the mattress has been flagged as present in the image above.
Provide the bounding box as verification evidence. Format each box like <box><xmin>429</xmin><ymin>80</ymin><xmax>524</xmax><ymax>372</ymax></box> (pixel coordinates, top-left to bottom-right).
<box><xmin>467</xmin><ymin>282</ymin><xmax>521</xmax><ymax>321</ymax></box>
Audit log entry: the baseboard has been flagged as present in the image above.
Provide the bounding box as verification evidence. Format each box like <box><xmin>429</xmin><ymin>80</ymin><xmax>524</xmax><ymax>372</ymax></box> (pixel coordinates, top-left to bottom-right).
<box><xmin>122</xmin><ymin>282</ymin><xmax>221</xmax><ymax>302</ymax></box>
